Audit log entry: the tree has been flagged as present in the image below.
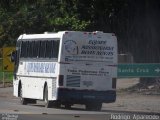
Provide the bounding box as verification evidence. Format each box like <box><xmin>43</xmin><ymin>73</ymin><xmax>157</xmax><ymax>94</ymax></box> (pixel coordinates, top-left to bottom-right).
<box><xmin>0</xmin><ymin>0</ymin><xmax>160</xmax><ymax>64</ymax></box>
<box><xmin>0</xmin><ymin>0</ymin><xmax>90</xmax><ymax>47</ymax></box>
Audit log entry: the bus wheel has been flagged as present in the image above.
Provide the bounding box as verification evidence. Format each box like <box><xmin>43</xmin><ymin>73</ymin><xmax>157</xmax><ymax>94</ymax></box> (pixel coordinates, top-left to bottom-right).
<box><xmin>44</xmin><ymin>86</ymin><xmax>52</xmax><ymax>108</ymax></box>
<box><xmin>28</xmin><ymin>99</ymin><xmax>37</xmax><ymax>104</ymax></box>
<box><xmin>64</xmin><ymin>104</ymin><xmax>71</xmax><ymax>109</ymax></box>
<box><xmin>85</xmin><ymin>102</ymin><xmax>102</xmax><ymax>111</ymax></box>
<box><xmin>85</xmin><ymin>103</ymin><xmax>92</xmax><ymax>111</ymax></box>
<box><xmin>93</xmin><ymin>102</ymin><xmax>102</xmax><ymax>111</ymax></box>
<box><xmin>52</xmin><ymin>101</ymin><xmax>61</xmax><ymax>108</ymax></box>
<box><xmin>19</xmin><ymin>86</ymin><xmax>28</xmax><ymax>105</ymax></box>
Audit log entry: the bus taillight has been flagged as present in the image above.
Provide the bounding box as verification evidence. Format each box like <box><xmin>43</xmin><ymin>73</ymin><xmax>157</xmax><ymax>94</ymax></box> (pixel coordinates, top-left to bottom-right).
<box><xmin>58</xmin><ymin>75</ymin><xmax>64</xmax><ymax>86</ymax></box>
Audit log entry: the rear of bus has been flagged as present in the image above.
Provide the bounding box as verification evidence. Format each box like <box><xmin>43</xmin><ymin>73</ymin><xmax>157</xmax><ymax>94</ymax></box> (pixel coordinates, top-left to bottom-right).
<box><xmin>57</xmin><ymin>31</ymin><xmax>117</xmax><ymax>110</ymax></box>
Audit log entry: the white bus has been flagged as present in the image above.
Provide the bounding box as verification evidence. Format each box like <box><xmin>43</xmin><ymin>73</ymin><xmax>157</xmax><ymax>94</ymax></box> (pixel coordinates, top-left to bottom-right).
<box><xmin>12</xmin><ymin>31</ymin><xmax>117</xmax><ymax>111</ymax></box>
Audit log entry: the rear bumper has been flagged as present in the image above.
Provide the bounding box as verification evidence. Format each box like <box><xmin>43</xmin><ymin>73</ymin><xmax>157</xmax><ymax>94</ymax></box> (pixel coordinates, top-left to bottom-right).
<box><xmin>57</xmin><ymin>88</ymin><xmax>116</xmax><ymax>104</ymax></box>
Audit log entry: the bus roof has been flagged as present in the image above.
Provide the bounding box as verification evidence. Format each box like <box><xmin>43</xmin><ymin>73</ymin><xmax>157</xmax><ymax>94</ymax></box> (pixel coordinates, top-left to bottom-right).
<box><xmin>18</xmin><ymin>31</ymin><xmax>115</xmax><ymax>41</ymax></box>
<box><xmin>18</xmin><ymin>31</ymin><xmax>64</xmax><ymax>40</ymax></box>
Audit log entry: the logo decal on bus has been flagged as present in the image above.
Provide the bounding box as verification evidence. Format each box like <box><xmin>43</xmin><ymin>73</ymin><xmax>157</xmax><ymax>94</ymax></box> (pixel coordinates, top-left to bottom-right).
<box><xmin>64</xmin><ymin>40</ymin><xmax>78</xmax><ymax>55</ymax></box>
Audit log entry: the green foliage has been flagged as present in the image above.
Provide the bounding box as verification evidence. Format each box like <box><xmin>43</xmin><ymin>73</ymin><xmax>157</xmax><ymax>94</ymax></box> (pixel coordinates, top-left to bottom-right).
<box><xmin>0</xmin><ymin>0</ymin><xmax>160</xmax><ymax>63</ymax></box>
<box><xmin>0</xmin><ymin>0</ymin><xmax>127</xmax><ymax>47</ymax></box>
<box><xmin>50</xmin><ymin>16</ymin><xmax>90</xmax><ymax>31</ymax></box>
<box><xmin>0</xmin><ymin>0</ymin><xmax>91</xmax><ymax>47</ymax></box>
<box><xmin>0</xmin><ymin>72</ymin><xmax>13</xmax><ymax>83</ymax></box>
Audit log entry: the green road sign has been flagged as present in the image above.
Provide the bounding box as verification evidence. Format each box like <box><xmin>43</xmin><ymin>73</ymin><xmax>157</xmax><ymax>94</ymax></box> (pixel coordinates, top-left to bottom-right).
<box><xmin>118</xmin><ymin>63</ymin><xmax>160</xmax><ymax>77</ymax></box>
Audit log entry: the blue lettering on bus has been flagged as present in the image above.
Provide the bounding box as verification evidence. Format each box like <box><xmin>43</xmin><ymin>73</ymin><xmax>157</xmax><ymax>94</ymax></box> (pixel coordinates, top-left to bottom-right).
<box><xmin>27</xmin><ymin>62</ymin><xmax>56</xmax><ymax>73</ymax></box>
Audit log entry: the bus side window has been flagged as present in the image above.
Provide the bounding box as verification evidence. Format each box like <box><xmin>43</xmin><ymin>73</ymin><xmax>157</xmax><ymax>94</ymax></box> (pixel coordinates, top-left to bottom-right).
<box><xmin>44</xmin><ymin>41</ymin><xmax>47</xmax><ymax>58</ymax></box>
<box><xmin>32</xmin><ymin>41</ymin><xmax>39</xmax><ymax>58</ymax></box>
<box><xmin>11</xmin><ymin>50</ymin><xmax>17</xmax><ymax>63</ymax></box>
<box><xmin>51</xmin><ymin>41</ymin><xmax>54</xmax><ymax>58</ymax></box>
<box><xmin>32</xmin><ymin>41</ymin><xmax>36</xmax><ymax>58</ymax></box>
<box><xmin>36</xmin><ymin>41</ymin><xmax>40</xmax><ymax>58</ymax></box>
<box><xmin>26</xmin><ymin>41</ymin><xmax>29</xmax><ymax>57</ymax></box>
<box><xmin>28</xmin><ymin>41</ymin><xmax>32</xmax><ymax>57</ymax></box>
<box><xmin>38</xmin><ymin>41</ymin><xmax>41</xmax><ymax>58</ymax></box>
<box><xmin>39</xmin><ymin>41</ymin><xmax>44</xmax><ymax>58</ymax></box>
<box><xmin>31</xmin><ymin>41</ymin><xmax>35</xmax><ymax>58</ymax></box>
<box><xmin>49</xmin><ymin>41</ymin><xmax>53</xmax><ymax>58</ymax></box>
<box><xmin>20</xmin><ymin>41</ymin><xmax>25</xmax><ymax>58</ymax></box>
<box><xmin>19</xmin><ymin>39</ymin><xmax>59</xmax><ymax>59</ymax></box>
<box><xmin>53</xmin><ymin>40</ymin><xmax>59</xmax><ymax>58</ymax></box>
<box><xmin>45</xmin><ymin>40</ymin><xmax>51</xmax><ymax>58</ymax></box>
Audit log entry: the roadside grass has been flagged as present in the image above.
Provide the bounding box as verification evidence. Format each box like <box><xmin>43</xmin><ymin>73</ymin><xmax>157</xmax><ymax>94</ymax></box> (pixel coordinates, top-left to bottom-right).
<box><xmin>0</xmin><ymin>59</ymin><xmax>13</xmax><ymax>83</ymax></box>
<box><xmin>0</xmin><ymin>72</ymin><xmax>13</xmax><ymax>83</ymax></box>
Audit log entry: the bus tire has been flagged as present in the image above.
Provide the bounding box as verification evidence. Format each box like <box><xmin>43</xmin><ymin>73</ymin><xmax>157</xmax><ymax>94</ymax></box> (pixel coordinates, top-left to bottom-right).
<box><xmin>85</xmin><ymin>102</ymin><xmax>102</xmax><ymax>111</ymax></box>
<box><xmin>19</xmin><ymin>85</ymin><xmax>28</xmax><ymax>105</ymax></box>
<box><xmin>64</xmin><ymin>104</ymin><xmax>71</xmax><ymax>109</ymax></box>
<box><xmin>52</xmin><ymin>101</ymin><xmax>61</xmax><ymax>108</ymax></box>
<box><xmin>94</xmin><ymin>102</ymin><xmax>102</xmax><ymax>111</ymax></box>
<box><xmin>44</xmin><ymin>86</ymin><xmax>52</xmax><ymax>108</ymax></box>
<box><xmin>28</xmin><ymin>99</ymin><xmax>37</xmax><ymax>104</ymax></box>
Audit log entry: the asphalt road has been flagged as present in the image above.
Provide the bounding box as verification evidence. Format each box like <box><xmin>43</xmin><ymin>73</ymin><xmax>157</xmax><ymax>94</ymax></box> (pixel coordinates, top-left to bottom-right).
<box><xmin>0</xmin><ymin>87</ymin><xmax>160</xmax><ymax>120</ymax></box>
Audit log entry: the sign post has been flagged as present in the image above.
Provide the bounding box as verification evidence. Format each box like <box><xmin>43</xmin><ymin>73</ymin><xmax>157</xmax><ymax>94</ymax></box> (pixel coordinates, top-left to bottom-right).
<box><xmin>118</xmin><ymin>63</ymin><xmax>160</xmax><ymax>77</ymax></box>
